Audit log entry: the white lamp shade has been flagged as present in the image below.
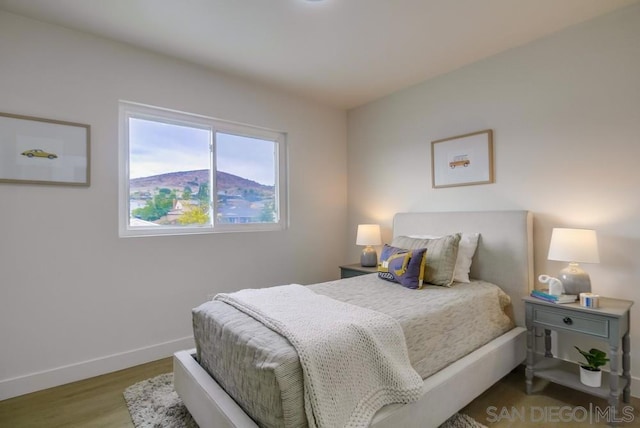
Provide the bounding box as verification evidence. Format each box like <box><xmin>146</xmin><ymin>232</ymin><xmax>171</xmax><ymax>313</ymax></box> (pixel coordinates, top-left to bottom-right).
<box><xmin>547</xmin><ymin>228</ymin><xmax>600</xmax><ymax>264</ymax></box>
<box><xmin>356</xmin><ymin>224</ymin><xmax>382</xmax><ymax>246</ymax></box>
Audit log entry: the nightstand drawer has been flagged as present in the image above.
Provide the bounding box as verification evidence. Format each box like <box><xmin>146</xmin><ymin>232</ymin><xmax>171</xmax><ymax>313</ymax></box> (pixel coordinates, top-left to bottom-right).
<box><xmin>533</xmin><ymin>307</ymin><xmax>609</xmax><ymax>338</ymax></box>
<box><xmin>339</xmin><ymin>264</ymin><xmax>378</xmax><ymax>279</ymax></box>
<box><xmin>341</xmin><ymin>269</ymin><xmax>367</xmax><ymax>279</ymax></box>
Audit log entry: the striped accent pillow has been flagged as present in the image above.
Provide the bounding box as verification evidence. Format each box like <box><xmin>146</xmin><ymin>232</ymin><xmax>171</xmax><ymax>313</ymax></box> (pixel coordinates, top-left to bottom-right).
<box><xmin>390</xmin><ymin>234</ymin><xmax>461</xmax><ymax>287</ymax></box>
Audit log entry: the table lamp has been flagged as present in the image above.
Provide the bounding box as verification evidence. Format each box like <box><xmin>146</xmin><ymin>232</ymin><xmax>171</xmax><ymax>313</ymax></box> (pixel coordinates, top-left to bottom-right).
<box><xmin>547</xmin><ymin>228</ymin><xmax>600</xmax><ymax>295</ymax></box>
<box><xmin>356</xmin><ymin>224</ymin><xmax>381</xmax><ymax>267</ymax></box>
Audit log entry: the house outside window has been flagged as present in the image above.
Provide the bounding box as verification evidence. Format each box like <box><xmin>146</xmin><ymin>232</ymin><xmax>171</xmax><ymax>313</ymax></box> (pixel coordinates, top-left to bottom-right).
<box><xmin>119</xmin><ymin>101</ymin><xmax>287</xmax><ymax>237</ymax></box>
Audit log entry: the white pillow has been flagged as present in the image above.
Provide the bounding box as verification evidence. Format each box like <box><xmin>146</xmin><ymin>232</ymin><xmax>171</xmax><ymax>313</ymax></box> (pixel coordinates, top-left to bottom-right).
<box><xmin>408</xmin><ymin>233</ymin><xmax>479</xmax><ymax>283</ymax></box>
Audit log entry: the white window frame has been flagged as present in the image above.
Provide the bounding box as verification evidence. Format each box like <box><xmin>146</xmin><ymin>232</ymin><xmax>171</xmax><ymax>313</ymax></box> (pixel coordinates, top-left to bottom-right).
<box><xmin>118</xmin><ymin>101</ymin><xmax>288</xmax><ymax>237</ymax></box>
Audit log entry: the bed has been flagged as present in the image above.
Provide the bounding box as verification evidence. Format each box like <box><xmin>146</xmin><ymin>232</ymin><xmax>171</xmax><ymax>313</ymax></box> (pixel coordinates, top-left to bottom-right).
<box><xmin>174</xmin><ymin>210</ymin><xmax>534</xmax><ymax>428</ymax></box>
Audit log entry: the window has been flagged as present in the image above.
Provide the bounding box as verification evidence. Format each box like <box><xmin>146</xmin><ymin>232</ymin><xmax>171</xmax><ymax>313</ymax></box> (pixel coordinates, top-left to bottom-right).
<box><xmin>119</xmin><ymin>101</ymin><xmax>287</xmax><ymax>237</ymax></box>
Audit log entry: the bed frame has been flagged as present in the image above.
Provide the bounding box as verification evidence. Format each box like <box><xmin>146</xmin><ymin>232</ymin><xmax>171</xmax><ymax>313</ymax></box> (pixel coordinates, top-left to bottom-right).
<box><xmin>174</xmin><ymin>210</ymin><xmax>534</xmax><ymax>428</ymax></box>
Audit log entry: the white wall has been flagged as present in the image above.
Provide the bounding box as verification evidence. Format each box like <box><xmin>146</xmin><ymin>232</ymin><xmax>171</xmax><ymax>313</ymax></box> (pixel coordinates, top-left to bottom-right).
<box><xmin>347</xmin><ymin>4</ymin><xmax>640</xmax><ymax>396</ymax></box>
<box><xmin>0</xmin><ymin>11</ymin><xmax>347</xmax><ymax>399</ymax></box>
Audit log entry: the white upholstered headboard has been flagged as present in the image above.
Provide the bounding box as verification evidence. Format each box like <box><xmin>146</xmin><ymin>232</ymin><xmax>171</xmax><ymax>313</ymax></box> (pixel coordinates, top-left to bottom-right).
<box><xmin>392</xmin><ymin>211</ymin><xmax>533</xmax><ymax>327</ymax></box>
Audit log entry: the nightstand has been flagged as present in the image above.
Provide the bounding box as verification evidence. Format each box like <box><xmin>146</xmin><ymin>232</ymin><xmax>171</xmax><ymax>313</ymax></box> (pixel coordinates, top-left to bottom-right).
<box><xmin>523</xmin><ymin>296</ymin><xmax>633</xmax><ymax>417</ymax></box>
<box><xmin>339</xmin><ymin>263</ymin><xmax>377</xmax><ymax>279</ymax></box>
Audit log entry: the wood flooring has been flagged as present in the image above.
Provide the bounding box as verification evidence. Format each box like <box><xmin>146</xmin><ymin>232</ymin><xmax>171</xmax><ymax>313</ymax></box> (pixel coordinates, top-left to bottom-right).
<box><xmin>0</xmin><ymin>358</ymin><xmax>172</xmax><ymax>428</ymax></box>
<box><xmin>0</xmin><ymin>360</ymin><xmax>638</xmax><ymax>427</ymax></box>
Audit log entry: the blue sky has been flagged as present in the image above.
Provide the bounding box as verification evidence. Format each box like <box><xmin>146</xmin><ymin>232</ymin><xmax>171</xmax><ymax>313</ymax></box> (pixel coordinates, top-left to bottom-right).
<box><xmin>129</xmin><ymin>118</ymin><xmax>275</xmax><ymax>185</ymax></box>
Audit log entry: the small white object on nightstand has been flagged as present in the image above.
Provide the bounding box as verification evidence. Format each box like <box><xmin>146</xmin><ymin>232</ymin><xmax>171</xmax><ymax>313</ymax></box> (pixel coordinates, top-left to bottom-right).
<box><xmin>538</xmin><ymin>274</ymin><xmax>564</xmax><ymax>296</ymax></box>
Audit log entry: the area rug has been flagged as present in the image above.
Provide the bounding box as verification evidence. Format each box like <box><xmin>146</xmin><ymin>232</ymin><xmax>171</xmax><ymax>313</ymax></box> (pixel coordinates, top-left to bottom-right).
<box><xmin>124</xmin><ymin>373</ymin><xmax>487</xmax><ymax>428</ymax></box>
<box><xmin>124</xmin><ymin>373</ymin><xmax>197</xmax><ymax>428</ymax></box>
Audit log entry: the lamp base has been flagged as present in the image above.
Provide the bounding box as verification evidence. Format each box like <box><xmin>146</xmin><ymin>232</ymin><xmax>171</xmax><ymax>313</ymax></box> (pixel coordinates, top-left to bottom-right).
<box><xmin>558</xmin><ymin>262</ymin><xmax>591</xmax><ymax>295</ymax></box>
<box><xmin>361</xmin><ymin>246</ymin><xmax>378</xmax><ymax>267</ymax></box>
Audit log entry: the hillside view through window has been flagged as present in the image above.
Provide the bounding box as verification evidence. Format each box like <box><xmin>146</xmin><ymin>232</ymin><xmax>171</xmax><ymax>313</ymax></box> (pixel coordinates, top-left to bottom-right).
<box><xmin>120</xmin><ymin>102</ymin><xmax>286</xmax><ymax>236</ymax></box>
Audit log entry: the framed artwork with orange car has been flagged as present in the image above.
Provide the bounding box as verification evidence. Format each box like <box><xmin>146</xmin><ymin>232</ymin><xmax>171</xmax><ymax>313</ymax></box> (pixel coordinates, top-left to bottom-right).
<box><xmin>431</xmin><ymin>129</ymin><xmax>493</xmax><ymax>188</ymax></box>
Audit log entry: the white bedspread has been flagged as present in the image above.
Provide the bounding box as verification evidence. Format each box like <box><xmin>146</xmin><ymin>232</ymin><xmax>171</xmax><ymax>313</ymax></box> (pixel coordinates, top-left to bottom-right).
<box><xmin>214</xmin><ymin>284</ymin><xmax>423</xmax><ymax>428</ymax></box>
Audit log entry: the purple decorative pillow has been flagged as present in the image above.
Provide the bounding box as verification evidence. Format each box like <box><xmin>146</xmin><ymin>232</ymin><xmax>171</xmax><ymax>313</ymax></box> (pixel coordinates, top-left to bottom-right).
<box><xmin>377</xmin><ymin>245</ymin><xmax>427</xmax><ymax>289</ymax></box>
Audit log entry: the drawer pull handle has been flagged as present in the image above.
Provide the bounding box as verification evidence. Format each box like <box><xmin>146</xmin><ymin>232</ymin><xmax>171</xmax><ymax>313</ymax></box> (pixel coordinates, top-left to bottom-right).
<box><xmin>563</xmin><ymin>317</ymin><xmax>573</xmax><ymax>325</ymax></box>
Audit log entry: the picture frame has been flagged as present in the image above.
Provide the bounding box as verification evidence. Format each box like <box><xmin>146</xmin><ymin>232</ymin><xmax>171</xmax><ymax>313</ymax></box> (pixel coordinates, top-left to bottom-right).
<box><xmin>0</xmin><ymin>112</ymin><xmax>90</xmax><ymax>186</ymax></box>
<box><xmin>431</xmin><ymin>129</ymin><xmax>493</xmax><ymax>188</ymax></box>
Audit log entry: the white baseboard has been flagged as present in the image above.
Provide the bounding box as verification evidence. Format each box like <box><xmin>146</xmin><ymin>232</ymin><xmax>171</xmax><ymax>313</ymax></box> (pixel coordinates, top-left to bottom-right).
<box><xmin>0</xmin><ymin>336</ymin><xmax>194</xmax><ymax>401</ymax></box>
<box><xmin>2</xmin><ymin>337</ymin><xmax>636</xmax><ymax>402</ymax></box>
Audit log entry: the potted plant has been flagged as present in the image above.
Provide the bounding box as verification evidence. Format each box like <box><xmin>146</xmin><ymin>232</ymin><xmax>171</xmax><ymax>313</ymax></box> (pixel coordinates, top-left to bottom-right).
<box><xmin>575</xmin><ymin>346</ymin><xmax>609</xmax><ymax>387</ymax></box>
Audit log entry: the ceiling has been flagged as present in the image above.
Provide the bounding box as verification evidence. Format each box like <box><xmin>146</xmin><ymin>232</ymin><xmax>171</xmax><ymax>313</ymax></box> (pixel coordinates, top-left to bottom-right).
<box><xmin>1</xmin><ymin>0</ymin><xmax>638</xmax><ymax>109</ymax></box>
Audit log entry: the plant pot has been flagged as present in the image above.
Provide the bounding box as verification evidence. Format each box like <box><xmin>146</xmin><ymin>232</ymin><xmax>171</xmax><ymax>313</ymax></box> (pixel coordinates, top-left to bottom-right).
<box><xmin>579</xmin><ymin>366</ymin><xmax>602</xmax><ymax>387</ymax></box>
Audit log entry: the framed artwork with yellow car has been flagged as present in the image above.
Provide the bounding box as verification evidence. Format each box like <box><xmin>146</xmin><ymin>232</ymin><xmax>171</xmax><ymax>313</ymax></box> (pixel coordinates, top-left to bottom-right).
<box><xmin>0</xmin><ymin>112</ymin><xmax>90</xmax><ymax>186</ymax></box>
